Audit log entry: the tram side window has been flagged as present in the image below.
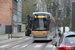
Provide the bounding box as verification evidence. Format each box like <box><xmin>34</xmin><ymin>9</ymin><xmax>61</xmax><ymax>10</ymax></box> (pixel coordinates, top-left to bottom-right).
<box><xmin>52</xmin><ymin>20</ymin><xmax>54</xmax><ymax>31</ymax></box>
<box><xmin>50</xmin><ymin>20</ymin><xmax>53</xmax><ymax>31</ymax></box>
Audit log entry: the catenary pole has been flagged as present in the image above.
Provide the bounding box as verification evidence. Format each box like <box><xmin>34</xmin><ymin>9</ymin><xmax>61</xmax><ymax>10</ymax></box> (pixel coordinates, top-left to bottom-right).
<box><xmin>63</xmin><ymin>0</ymin><xmax>66</xmax><ymax>33</ymax></box>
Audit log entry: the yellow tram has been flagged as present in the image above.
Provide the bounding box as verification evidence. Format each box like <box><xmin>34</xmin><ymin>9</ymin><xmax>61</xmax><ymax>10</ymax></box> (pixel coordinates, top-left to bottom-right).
<box><xmin>31</xmin><ymin>12</ymin><xmax>56</xmax><ymax>40</ymax></box>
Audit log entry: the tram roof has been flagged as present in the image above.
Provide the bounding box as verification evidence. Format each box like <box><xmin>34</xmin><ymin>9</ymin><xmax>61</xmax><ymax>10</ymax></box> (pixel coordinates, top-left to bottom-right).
<box><xmin>33</xmin><ymin>12</ymin><xmax>55</xmax><ymax>22</ymax></box>
<box><xmin>33</xmin><ymin>12</ymin><xmax>51</xmax><ymax>16</ymax></box>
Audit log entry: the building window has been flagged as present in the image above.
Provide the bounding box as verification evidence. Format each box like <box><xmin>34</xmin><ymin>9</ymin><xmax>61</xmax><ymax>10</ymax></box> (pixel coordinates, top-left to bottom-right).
<box><xmin>18</xmin><ymin>12</ymin><xmax>21</xmax><ymax>16</ymax></box>
<box><xmin>18</xmin><ymin>1</ymin><xmax>21</xmax><ymax>5</ymax></box>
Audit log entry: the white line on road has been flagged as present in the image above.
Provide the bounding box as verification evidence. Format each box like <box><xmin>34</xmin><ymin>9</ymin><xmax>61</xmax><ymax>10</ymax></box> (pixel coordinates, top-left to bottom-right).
<box><xmin>13</xmin><ymin>45</ymin><xmax>20</xmax><ymax>48</ymax></box>
<box><xmin>25</xmin><ymin>38</ymin><xmax>31</xmax><ymax>40</ymax></box>
<box><xmin>46</xmin><ymin>45</ymin><xmax>56</xmax><ymax>48</ymax></box>
<box><xmin>34</xmin><ymin>45</ymin><xmax>42</xmax><ymax>48</ymax></box>
<box><xmin>0</xmin><ymin>45</ymin><xmax>9</xmax><ymax>48</ymax></box>
<box><xmin>21</xmin><ymin>44</ymin><xmax>28</xmax><ymax>48</ymax></box>
<box><xmin>19</xmin><ymin>38</ymin><xmax>22</xmax><ymax>39</ymax></box>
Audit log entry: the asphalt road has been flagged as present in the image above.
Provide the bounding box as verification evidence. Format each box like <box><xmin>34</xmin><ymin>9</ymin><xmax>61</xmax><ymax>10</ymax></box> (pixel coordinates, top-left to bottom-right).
<box><xmin>0</xmin><ymin>36</ymin><xmax>57</xmax><ymax>50</ymax></box>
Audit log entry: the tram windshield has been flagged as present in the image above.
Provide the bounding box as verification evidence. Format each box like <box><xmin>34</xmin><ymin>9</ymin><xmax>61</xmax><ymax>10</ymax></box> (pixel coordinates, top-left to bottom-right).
<box><xmin>32</xmin><ymin>18</ymin><xmax>49</xmax><ymax>31</ymax></box>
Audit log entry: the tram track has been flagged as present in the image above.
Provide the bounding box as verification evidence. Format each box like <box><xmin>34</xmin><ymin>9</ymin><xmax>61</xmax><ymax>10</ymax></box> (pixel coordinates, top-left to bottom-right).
<box><xmin>0</xmin><ymin>37</ymin><xmax>31</xmax><ymax>46</ymax></box>
<box><xmin>41</xmin><ymin>43</ymin><xmax>48</xmax><ymax>50</ymax></box>
<box><xmin>5</xmin><ymin>38</ymin><xmax>32</xmax><ymax>50</ymax></box>
<box><xmin>40</xmin><ymin>39</ymin><xmax>56</xmax><ymax>50</ymax></box>
<box><xmin>0</xmin><ymin>36</ymin><xmax>57</xmax><ymax>50</ymax></box>
<box><xmin>21</xmin><ymin>41</ymin><xmax>34</xmax><ymax>50</ymax></box>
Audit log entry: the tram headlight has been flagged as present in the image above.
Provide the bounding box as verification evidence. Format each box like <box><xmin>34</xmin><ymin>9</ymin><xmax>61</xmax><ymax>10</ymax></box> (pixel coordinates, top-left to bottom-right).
<box><xmin>32</xmin><ymin>31</ymin><xmax>34</xmax><ymax>35</ymax></box>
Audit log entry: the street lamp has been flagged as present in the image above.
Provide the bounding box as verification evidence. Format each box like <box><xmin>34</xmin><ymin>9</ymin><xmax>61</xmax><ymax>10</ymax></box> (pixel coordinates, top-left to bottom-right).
<box><xmin>63</xmin><ymin>0</ymin><xmax>66</xmax><ymax>33</ymax></box>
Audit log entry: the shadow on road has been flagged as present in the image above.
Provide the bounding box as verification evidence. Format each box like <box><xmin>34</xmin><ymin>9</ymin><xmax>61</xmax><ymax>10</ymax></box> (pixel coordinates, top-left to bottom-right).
<box><xmin>33</xmin><ymin>40</ymin><xmax>52</xmax><ymax>43</ymax></box>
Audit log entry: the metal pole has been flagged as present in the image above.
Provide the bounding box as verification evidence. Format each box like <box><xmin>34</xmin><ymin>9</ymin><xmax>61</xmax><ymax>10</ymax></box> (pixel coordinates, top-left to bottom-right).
<box><xmin>63</xmin><ymin>0</ymin><xmax>66</xmax><ymax>33</ymax></box>
<box><xmin>11</xmin><ymin>33</ymin><xmax>12</xmax><ymax>39</ymax></box>
<box><xmin>8</xmin><ymin>34</ymin><xmax>10</xmax><ymax>39</ymax></box>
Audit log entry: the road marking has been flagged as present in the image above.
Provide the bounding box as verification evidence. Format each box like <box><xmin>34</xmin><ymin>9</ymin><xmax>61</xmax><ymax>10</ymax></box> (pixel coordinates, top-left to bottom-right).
<box><xmin>21</xmin><ymin>44</ymin><xmax>28</xmax><ymax>48</ymax></box>
<box><xmin>13</xmin><ymin>45</ymin><xmax>20</xmax><ymax>48</ymax></box>
<box><xmin>19</xmin><ymin>38</ymin><xmax>22</xmax><ymax>39</ymax></box>
<box><xmin>0</xmin><ymin>45</ymin><xmax>9</xmax><ymax>48</ymax></box>
<box><xmin>25</xmin><ymin>38</ymin><xmax>31</xmax><ymax>40</ymax></box>
<box><xmin>34</xmin><ymin>45</ymin><xmax>42</xmax><ymax>48</ymax></box>
<box><xmin>46</xmin><ymin>45</ymin><xmax>53</xmax><ymax>48</ymax></box>
<box><xmin>46</xmin><ymin>45</ymin><xmax>56</xmax><ymax>48</ymax></box>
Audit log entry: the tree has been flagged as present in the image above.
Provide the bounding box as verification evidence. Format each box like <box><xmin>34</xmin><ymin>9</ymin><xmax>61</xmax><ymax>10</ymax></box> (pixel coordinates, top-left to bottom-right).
<box><xmin>22</xmin><ymin>0</ymin><xmax>37</xmax><ymax>23</ymax></box>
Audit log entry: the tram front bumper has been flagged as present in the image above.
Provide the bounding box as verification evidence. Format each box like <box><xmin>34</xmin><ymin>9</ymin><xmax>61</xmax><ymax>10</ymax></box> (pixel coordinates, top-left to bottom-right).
<box><xmin>30</xmin><ymin>34</ymin><xmax>52</xmax><ymax>40</ymax></box>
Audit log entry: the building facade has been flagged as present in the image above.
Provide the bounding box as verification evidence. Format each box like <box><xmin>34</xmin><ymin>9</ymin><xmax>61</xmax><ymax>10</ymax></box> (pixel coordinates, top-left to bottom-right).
<box><xmin>0</xmin><ymin>0</ymin><xmax>22</xmax><ymax>34</ymax></box>
<box><xmin>12</xmin><ymin>0</ymin><xmax>18</xmax><ymax>33</ymax></box>
<box><xmin>17</xmin><ymin>0</ymin><xmax>22</xmax><ymax>32</ymax></box>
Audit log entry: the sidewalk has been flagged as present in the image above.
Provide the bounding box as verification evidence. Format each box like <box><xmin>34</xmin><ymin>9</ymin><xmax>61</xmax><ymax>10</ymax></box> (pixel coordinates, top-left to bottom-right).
<box><xmin>0</xmin><ymin>32</ymin><xmax>25</xmax><ymax>41</ymax></box>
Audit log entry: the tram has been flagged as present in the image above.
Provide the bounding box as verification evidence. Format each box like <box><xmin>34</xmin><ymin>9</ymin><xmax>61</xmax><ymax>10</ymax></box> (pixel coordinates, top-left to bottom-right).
<box><xmin>31</xmin><ymin>12</ymin><xmax>56</xmax><ymax>40</ymax></box>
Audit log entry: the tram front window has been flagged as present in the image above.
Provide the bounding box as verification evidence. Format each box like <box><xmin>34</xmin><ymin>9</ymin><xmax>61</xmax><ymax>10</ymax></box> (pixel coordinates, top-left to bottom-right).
<box><xmin>32</xmin><ymin>18</ymin><xmax>49</xmax><ymax>31</ymax></box>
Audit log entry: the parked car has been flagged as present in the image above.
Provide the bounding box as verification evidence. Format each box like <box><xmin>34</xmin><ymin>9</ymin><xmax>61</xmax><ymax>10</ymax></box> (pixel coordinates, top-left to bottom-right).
<box><xmin>52</xmin><ymin>32</ymin><xmax>75</xmax><ymax>50</ymax></box>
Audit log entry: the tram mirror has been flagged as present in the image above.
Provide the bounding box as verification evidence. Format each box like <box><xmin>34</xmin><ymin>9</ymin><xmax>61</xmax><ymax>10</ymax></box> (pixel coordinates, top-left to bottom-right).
<box><xmin>30</xmin><ymin>18</ymin><xmax>32</xmax><ymax>22</ymax></box>
<box><xmin>29</xmin><ymin>18</ymin><xmax>32</xmax><ymax>28</ymax></box>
